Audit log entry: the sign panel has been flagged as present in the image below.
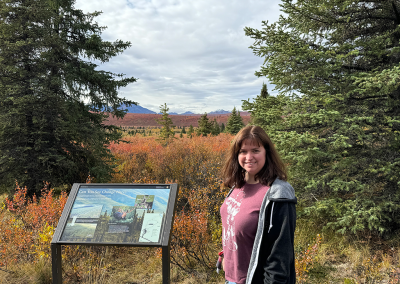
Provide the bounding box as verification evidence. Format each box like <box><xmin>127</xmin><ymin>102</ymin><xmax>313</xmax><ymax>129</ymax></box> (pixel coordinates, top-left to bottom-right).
<box><xmin>53</xmin><ymin>184</ymin><xmax>177</xmax><ymax>246</ymax></box>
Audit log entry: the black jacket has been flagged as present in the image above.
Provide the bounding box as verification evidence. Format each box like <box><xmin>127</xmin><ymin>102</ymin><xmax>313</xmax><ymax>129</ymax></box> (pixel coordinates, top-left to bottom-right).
<box><xmin>225</xmin><ymin>178</ymin><xmax>297</xmax><ymax>284</ymax></box>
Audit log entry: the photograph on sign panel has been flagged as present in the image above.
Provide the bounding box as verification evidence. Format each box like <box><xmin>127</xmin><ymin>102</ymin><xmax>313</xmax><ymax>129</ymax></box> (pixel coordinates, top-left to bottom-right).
<box><xmin>60</xmin><ymin>187</ymin><xmax>169</xmax><ymax>244</ymax></box>
<box><xmin>134</xmin><ymin>195</ymin><xmax>154</xmax><ymax>209</ymax></box>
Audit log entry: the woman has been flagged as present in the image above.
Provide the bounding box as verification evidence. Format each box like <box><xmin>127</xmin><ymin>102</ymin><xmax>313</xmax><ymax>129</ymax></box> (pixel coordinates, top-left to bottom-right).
<box><xmin>220</xmin><ymin>125</ymin><xmax>296</xmax><ymax>284</ymax></box>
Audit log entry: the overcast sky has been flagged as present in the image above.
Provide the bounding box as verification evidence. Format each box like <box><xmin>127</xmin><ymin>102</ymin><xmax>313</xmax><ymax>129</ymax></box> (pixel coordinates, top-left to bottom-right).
<box><xmin>75</xmin><ymin>0</ymin><xmax>283</xmax><ymax>114</ymax></box>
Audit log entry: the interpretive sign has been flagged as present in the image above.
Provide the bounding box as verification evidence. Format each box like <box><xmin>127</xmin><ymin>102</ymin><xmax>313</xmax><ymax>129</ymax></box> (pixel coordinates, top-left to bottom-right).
<box><xmin>52</xmin><ymin>183</ymin><xmax>177</xmax><ymax>245</ymax></box>
<box><xmin>51</xmin><ymin>183</ymin><xmax>178</xmax><ymax>283</ymax></box>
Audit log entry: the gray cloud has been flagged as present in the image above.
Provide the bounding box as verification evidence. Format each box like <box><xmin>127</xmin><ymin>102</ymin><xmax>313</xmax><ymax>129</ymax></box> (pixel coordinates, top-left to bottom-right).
<box><xmin>75</xmin><ymin>0</ymin><xmax>282</xmax><ymax>113</ymax></box>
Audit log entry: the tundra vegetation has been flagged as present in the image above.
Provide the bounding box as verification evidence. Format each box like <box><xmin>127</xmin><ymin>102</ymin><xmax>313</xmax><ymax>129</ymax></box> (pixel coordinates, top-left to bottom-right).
<box><xmin>1</xmin><ymin>134</ymin><xmax>399</xmax><ymax>283</ymax></box>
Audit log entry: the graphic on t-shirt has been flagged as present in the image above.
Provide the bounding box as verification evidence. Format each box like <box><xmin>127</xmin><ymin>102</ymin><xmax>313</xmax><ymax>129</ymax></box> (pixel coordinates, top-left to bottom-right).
<box><xmin>223</xmin><ymin>190</ymin><xmax>245</xmax><ymax>251</ymax></box>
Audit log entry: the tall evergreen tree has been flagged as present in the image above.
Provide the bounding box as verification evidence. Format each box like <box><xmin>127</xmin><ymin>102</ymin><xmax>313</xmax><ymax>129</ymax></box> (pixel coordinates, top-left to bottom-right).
<box><xmin>156</xmin><ymin>103</ymin><xmax>175</xmax><ymax>142</ymax></box>
<box><xmin>211</xmin><ymin>118</ymin><xmax>221</xmax><ymax>136</ymax></box>
<box><xmin>187</xmin><ymin>125</ymin><xmax>194</xmax><ymax>138</ymax></box>
<box><xmin>220</xmin><ymin>123</ymin><xmax>225</xmax><ymax>133</ymax></box>
<box><xmin>244</xmin><ymin>0</ymin><xmax>400</xmax><ymax>236</ymax></box>
<box><xmin>196</xmin><ymin>113</ymin><xmax>213</xmax><ymax>136</ymax></box>
<box><xmin>181</xmin><ymin>126</ymin><xmax>186</xmax><ymax>134</ymax></box>
<box><xmin>260</xmin><ymin>82</ymin><xmax>268</xmax><ymax>98</ymax></box>
<box><xmin>243</xmin><ymin>83</ymin><xmax>287</xmax><ymax>131</ymax></box>
<box><xmin>0</xmin><ymin>0</ymin><xmax>136</xmax><ymax>195</ymax></box>
<box><xmin>225</xmin><ymin>107</ymin><xmax>245</xmax><ymax>135</ymax></box>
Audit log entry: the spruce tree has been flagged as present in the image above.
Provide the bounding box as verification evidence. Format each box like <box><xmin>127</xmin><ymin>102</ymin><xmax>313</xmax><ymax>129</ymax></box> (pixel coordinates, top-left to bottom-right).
<box><xmin>156</xmin><ymin>103</ymin><xmax>175</xmax><ymax>142</ymax></box>
<box><xmin>225</xmin><ymin>107</ymin><xmax>245</xmax><ymax>135</ymax></box>
<box><xmin>244</xmin><ymin>0</ymin><xmax>400</xmax><ymax>236</ymax></box>
<box><xmin>181</xmin><ymin>126</ymin><xmax>186</xmax><ymax>134</ymax></box>
<box><xmin>196</xmin><ymin>113</ymin><xmax>213</xmax><ymax>136</ymax></box>
<box><xmin>0</xmin><ymin>0</ymin><xmax>136</xmax><ymax>195</ymax></box>
<box><xmin>211</xmin><ymin>118</ymin><xmax>221</xmax><ymax>136</ymax></box>
<box><xmin>187</xmin><ymin>125</ymin><xmax>194</xmax><ymax>138</ymax></box>
<box><xmin>220</xmin><ymin>123</ymin><xmax>225</xmax><ymax>133</ymax></box>
<box><xmin>243</xmin><ymin>83</ymin><xmax>287</xmax><ymax>131</ymax></box>
<box><xmin>260</xmin><ymin>82</ymin><xmax>268</xmax><ymax>98</ymax></box>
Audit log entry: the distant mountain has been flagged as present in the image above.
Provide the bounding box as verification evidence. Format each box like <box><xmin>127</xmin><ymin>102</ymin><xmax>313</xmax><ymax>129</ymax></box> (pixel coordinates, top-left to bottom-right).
<box><xmin>120</xmin><ymin>104</ymin><xmax>156</xmax><ymax>114</ymax></box>
<box><xmin>208</xmin><ymin>109</ymin><xmax>230</xmax><ymax>115</ymax></box>
<box><xmin>158</xmin><ymin>112</ymin><xmax>179</xmax><ymax>115</ymax></box>
<box><xmin>98</xmin><ymin>105</ymin><xmax>249</xmax><ymax>116</ymax></box>
<box><xmin>180</xmin><ymin>111</ymin><xmax>196</xmax><ymax>115</ymax></box>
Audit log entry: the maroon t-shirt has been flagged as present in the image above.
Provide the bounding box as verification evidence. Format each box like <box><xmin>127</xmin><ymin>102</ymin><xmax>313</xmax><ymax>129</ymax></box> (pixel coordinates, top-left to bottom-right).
<box><xmin>220</xmin><ymin>183</ymin><xmax>269</xmax><ymax>284</ymax></box>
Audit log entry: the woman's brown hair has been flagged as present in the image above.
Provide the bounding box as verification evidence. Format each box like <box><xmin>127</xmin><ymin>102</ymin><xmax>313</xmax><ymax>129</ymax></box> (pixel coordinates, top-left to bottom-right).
<box><xmin>221</xmin><ymin>125</ymin><xmax>287</xmax><ymax>188</ymax></box>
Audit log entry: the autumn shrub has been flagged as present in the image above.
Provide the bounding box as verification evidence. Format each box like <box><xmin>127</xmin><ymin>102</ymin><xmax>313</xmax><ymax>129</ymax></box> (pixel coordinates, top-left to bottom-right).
<box><xmin>390</xmin><ymin>266</ymin><xmax>400</xmax><ymax>284</ymax></box>
<box><xmin>3</xmin><ymin>133</ymin><xmax>399</xmax><ymax>283</ymax></box>
<box><xmin>171</xmin><ymin>184</ymin><xmax>222</xmax><ymax>274</ymax></box>
<box><xmin>110</xmin><ymin>134</ymin><xmax>231</xmax><ymax>187</ymax></box>
<box><xmin>58</xmin><ymin>246</ymin><xmax>114</xmax><ymax>284</ymax></box>
<box><xmin>0</xmin><ymin>184</ymin><xmax>125</xmax><ymax>283</ymax></box>
<box><xmin>0</xmin><ymin>183</ymin><xmax>67</xmax><ymax>269</ymax></box>
<box><xmin>109</xmin><ymin>134</ymin><xmax>232</xmax><ymax>276</ymax></box>
<box><xmin>110</xmin><ymin>135</ymin><xmax>330</xmax><ymax>279</ymax></box>
<box><xmin>347</xmin><ymin>252</ymin><xmax>400</xmax><ymax>284</ymax></box>
<box><xmin>295</xmin><ymin>234</ymin><xmax>321</xmax><ymax>283</ymax></box>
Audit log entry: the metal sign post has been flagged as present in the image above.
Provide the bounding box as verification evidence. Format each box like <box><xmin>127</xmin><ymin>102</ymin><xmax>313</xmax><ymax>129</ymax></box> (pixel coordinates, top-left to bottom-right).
<box><xmin>162</xmin><ymin>244</ymin><xmax>171</xmax><ymax>284</ymax></box>
<box><xmin>51</xmin><ymin>244</ymin><xmax>62</xmax><ymax>284</ymax></box>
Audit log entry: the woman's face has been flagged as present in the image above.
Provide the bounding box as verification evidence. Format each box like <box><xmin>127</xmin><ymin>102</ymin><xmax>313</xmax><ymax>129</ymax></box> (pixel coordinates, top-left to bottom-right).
<box><xmin>238</xmin><ymin>139</ymin><xmax>266</xmax><ymax>179</ymax></box>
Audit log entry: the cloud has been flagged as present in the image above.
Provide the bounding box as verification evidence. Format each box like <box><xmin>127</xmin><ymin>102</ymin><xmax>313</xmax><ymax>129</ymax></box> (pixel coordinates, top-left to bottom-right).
<box><xmin>75</xmin><ymin>0</ymin><xmax>282</xmax><ymax>113</ymax></box>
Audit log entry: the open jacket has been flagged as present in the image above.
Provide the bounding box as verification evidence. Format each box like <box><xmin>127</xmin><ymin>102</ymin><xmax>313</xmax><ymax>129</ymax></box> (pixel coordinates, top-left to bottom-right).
<box><xmin>224</xmin><ymin>178</ymin><xmax>297</xmax><ymax>284</ymax></box>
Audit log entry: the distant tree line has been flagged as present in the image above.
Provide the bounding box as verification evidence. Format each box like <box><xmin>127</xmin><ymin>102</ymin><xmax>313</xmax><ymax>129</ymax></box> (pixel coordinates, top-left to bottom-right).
<box><xmin>155</xmin><ymin>104</ymin><xmax>245</xmax><ymax>140</ymax></box>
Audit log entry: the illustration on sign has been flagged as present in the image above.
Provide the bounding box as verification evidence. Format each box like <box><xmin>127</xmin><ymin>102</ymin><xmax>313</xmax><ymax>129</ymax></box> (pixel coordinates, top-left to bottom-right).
<box><xmin>60</xmin><ymin>188</ymin><xmax>169</xmax><ymax>244</ymax></box>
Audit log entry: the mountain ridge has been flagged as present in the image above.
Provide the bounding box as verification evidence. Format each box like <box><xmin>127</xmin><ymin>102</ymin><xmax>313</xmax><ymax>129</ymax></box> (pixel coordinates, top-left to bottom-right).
<box><xmin>118</xmin><ymin>104</ymin><xmax>238</xmax><ymax>115</ymax></box>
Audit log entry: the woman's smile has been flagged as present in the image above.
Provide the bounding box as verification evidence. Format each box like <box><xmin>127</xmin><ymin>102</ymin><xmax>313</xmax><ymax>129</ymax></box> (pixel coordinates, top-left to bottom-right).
<box><xmin>238</xmin><ymin>139</ymin><xmax>266</xmax><ymax>182</ymax></box>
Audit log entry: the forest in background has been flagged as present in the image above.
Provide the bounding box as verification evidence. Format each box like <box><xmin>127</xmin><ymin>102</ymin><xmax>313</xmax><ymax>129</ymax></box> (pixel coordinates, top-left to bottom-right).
<box><xmin>103</xmin><ymin>112</ymin><xmax>251</xmax><ymax>128</ymax></box>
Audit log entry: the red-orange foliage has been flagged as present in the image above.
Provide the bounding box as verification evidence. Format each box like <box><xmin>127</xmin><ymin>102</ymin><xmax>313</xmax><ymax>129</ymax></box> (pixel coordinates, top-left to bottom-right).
<box><xmin>295</xmin><ymin>234</ymin><xmax>321</xmax><ymax>283</ymax></box>
<box><xmin>109</xmin><ymin>134</ymin><xmax>232</xmax><ymax>192</ymax></box>
<box><xmin>109</xmin><ymin>135</ymin><xmax>326</xmax><ymax>277</ymax></box>
<box><xmin>0</xmin><ymin>183</ymin><xmax>67</xmax><ymax>268</ymax></box>
<box><xmin>0</xmin><ymin>133</ymin><xmax>327</xmax><ymax>280</ymax></box>
<box><xmin>171</xmin><ymin>187</ymin><xmax>216</xmax><ymax>271</ymax></box>
<box><xmin>109</xmin><ymin>134</ymin><xmax>233</xmax><ymax>272</ymax></box>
